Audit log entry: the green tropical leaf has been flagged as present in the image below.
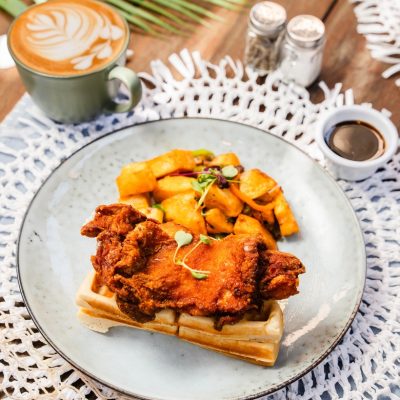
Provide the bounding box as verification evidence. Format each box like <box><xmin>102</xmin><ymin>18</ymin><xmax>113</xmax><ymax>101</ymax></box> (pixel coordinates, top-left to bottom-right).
<box><xmin>126</xmin><ymin>0</ymin><xmax>188</xmax><ymax>27</ymax></box>
<box><xmin>152</xmin><ymin>0</ymin><xmax>212</xmax><ymax>27</ymax></box>
<box><xmin>0</xmin><ymin>0</ymin><xmax>27</xmax><ymax>17</ymax></box>
<box><xmin>106</xmin><ymin>0</ymin><xmax>181</xmax><ymax>33</ymax></box>
<box><xmin>0</xmin><ymin>0</ymin><xmax>250</xmax><ymax>35</ymax></box>
<box><xmin>165</xmin><ymin>0</ymin><xmax>224</xmax><ymax>21</ymax></box>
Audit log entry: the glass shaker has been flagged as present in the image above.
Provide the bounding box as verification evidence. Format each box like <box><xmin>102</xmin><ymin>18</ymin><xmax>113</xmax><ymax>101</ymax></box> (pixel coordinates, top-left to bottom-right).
<box><xmin>244</xmin><ymin>1</ymin><xmax>287</xmax><ymax>75</ymax></box>
<box><xmin>279</xmin><ymin>15</ymin><xmax>325</xmax><ymax>87</ymax></box>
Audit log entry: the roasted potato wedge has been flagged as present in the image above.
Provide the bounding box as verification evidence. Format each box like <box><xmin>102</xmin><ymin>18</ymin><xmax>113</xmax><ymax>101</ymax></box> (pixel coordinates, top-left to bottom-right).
<box><xmin>162</xmin><ymin>193</ymin><xmax>207</xmax><ymax>234</ymax></box>
<box><xmin>140</xmin><ymin>207</ymin><xmax>164</xmax><ymax>223</ymax></box>
<box><xmin>116</xmin><ymin>162</ymin><xmax>156</xmax><ymax>198</ymax></box>
<box><xmin>251</xmin><ymin>208</ymin><xmax>275</xmax><ymax>227</ymax></box>
<box><xmin>204</xmin><ymin>185</ymin><xmax>243</xmax><ymax>217</ymax></box>
<box><xmin>240</xmin><ymin>169</ymin><xmax>278</xmax><ymax>200</ymax></box>
<box><xmin>233</xmin><ymin>214</ymin><xmax>277</xmax><ymax>250</ymax></box>
<box><xmin>153</xmin><ymin>176</ymin><xmax>196</xmax><ymax>202</ymax></box>
<box><xmin>209</xmin><ymin>152</ymin><xmax>241</xmax><ymax>167</ymax></box>
<box><xmin>205</xmin><ymin>208</ymin><xmax>234</xmax><ymax>234</ymax></box>
<box><xmin>148</xmin><ymin>150</ymin><xmax>196</xmax><ymax>178</ymax></box>
<box><xmin>119</xmin><ymin>193</ymin><xmax>150</xmax><ymax>209</ymax></box>
<box><xmin>274</xmin><ymin>193</ymin><xmax>299</xmax><ymax>236</ymax></box>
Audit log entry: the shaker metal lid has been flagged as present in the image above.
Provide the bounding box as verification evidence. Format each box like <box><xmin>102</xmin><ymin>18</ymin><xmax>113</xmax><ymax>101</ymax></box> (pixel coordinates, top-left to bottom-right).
<box><xmin>287</xmin><ymin>15</ymin><xmax>325</xmax><ymax>48</ymax></box>
<box><xmin>249</xmin><ymin>1</ymin><xmax>287</xmax><ymax>35</ymax></box>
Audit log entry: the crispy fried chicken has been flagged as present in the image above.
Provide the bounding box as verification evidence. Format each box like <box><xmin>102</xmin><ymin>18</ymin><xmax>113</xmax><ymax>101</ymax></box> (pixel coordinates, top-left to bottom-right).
<box><xmin>81</xmin><ymin>204</ymin><xmax>305</xmax><ymax>327</ymax></box>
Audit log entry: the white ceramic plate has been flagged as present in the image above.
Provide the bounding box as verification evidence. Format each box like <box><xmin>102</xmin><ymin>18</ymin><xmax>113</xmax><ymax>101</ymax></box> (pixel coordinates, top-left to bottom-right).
<box><xmin>18</xmin><ymin>118</ymin><xmax>365</xmax><ymax>400</ymax></box>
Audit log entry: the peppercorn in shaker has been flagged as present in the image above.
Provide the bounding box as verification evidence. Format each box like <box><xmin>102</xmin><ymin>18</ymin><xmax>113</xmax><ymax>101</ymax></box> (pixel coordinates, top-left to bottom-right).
<box><xmin>279</xmin><ymin>15</ymin><xmax>325</xmax><ymax>87</ymax></box>
<box><xmin>244</xmin><ymin>2</ymin><xmax>287</xmax><ymax>74</ymax></box>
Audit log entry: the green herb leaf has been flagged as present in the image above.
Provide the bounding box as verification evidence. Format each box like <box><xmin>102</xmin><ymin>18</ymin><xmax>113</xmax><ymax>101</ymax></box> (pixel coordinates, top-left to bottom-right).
<box><xmin>190</xmin><ymin>270</ymin><xmax>209</xmax><ymax>279</ymax></box>
<box><xmin>222</xmin><ymin>165</ymin><xmax>239</xmax><ymax>179</ymax></box>
<box><xmin>192</xmin><ymin>149</ymin><xmax>215</xmax><ymax>158</ymax></box>
<box><xmin>198</xmin><ymin>173</ymin><xmax>215</xmax><ymax>184</ymax></box>
<box><xmin>153</xmin><ymin>203</ymin><xmax>165</xmax><ymax>213</ymax></box>
<box><xmin>195</xmin><ymin>177</ymin><xmax>216</xmax><ymax>210</ymax></box>
<box><xmin>199</xmin><ymin>234</ymin><xmax>211</xmax><ymax>245</ymax></box>
<box><xmin>191</xmin><ymin>180</ymin><xmax>203</xmax><ymax>193</ymax></box>
<box><xmin>174</xmin><ymin>231</ymin><xmax>193</xmax><ymax>247</ymax></box>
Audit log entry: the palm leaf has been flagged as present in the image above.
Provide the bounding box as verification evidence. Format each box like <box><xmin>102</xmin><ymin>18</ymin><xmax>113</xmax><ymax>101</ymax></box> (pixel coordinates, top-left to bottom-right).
<box><xmin>143</xmin><ymin>0</ymin><xmax>213</xmax><ymax>27</ymax></box>
<box><xmin>163</xmin><ymin>0</ymin><xmax>224</xmax><ymax>22</ymax></box>
<box><xmin>126</xmin><ymin>0</ymin><xmax>188</xmax><ymax>27</ymax></box>
<box><xmin>0</xmin><ymin>0</ymin><xmax>27</xmax><ymax>17</ymax></box>
<box><xmin>0</xmin><ymin>0</ymin><xmax>250</xmax><ymax>35</ymax></box>
<box><xmin>106</xmin><ymin>0</ymin><xmax>181</xmax><ymax>33</ymax></box>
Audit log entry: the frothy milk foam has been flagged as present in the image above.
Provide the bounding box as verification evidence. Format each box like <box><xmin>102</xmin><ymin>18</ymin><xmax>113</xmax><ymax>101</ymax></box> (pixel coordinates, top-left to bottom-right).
<box><xmin>9</xmin><ymin>0</ymin><xmax>127</xmax><ymax>75</ymax></box>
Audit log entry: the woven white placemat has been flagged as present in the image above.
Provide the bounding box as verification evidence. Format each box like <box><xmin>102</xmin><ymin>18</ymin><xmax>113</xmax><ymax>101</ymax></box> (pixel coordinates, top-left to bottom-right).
<box><xmin>0</xmin><ymin>50</ymin><xmax>399</xmax><ymax>399</ymax></box>
<box><xmin>351</xmin><ymin>0</ymin><xmax>400</xmax><ymax>86</ymax></box>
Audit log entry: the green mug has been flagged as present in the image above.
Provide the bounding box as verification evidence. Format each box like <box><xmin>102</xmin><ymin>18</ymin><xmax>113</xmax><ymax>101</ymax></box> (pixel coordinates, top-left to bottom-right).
<box><xmin>7</xmin><ymin>0</ymin><xmax>142</xmax><ymax>124</ymax></box>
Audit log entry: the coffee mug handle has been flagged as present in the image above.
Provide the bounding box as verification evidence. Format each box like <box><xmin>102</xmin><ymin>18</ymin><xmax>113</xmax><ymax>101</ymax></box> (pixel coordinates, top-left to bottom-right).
<box><xmin>106</xmin><ymin>66</ymin><xmax>142</xmax><ymax>113</ymax></box>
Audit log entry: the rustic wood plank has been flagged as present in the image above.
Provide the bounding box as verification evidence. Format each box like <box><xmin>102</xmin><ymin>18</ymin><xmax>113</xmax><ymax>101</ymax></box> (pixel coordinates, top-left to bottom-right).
<box><xmin>311</xmin><ymin>0</ymin><xmax>400</xmax><ymax>126</ymax></box>
<box><xmin>0</xmin><ymin>0</ymin><xmax>336</xmax><ymax>122</ymax></box>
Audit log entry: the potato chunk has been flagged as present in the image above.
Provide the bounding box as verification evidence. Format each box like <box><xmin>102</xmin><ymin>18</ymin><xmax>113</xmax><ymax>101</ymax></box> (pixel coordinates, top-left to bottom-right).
<box><xmin>153</xmin><ymin>176</ymin><xmax>196</xmax><ymax>202</ymax></box>
<box><xmin>204</xmin><ymin>208</ymin><xmax>234</xmax><ymax>234</ymax></box>
<box><xmin>210</xmin><ymin>152</ymin><xmax>241</xmax><ymax>167</ymax></box>
<box><xmin>116</xmin><ymin>162</ymin><xmax>156</xmax><ymax>198</ymax></box>
<box><xmin>162</xmin><ymin>193</ymin><xmax>207</xmax><ymax>234</ymax></box>
<box><xmin>148</xmin><ymin>150</ymin><xmax>195</xmax><ymax>178</ymax></box>
<box><xmin>140</xmin><ymin>207</ymin><xmax>164</xmax><ymax>223</ymax></box>
<box><xmin>204</xmin><ymin>185</ymin><xmax>243</xmax><ymax>217</ymax></box>
<box><xmin>119</xmin><ymin>193</ymin><xmax>150</xmax><ymax>209</ymax></box>
<box><xmin>233</xmin><ymin>214</ymin><xmax>277</xmax><ymax>250</ymax></box>
<box><xmin>240</xmin><ymin>169</ymin><xmax>277</xmax><ymax>200</ymax></box>
<box><xmin>274</xmin><ymin>193</ymin><xmax>299</xmax><ymax>236</ymax></box>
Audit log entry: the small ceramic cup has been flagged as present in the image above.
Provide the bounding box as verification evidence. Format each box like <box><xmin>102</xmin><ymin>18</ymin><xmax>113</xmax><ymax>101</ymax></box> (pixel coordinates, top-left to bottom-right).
<box><xmin>315</xmin><ymin>105</ymin><xmax>398</xmax><ymax>181</ymax></box>
<box><xmin>7</xmin><ymin>1</ymin><xmax>142</xmax><ymax>123</ymax></box>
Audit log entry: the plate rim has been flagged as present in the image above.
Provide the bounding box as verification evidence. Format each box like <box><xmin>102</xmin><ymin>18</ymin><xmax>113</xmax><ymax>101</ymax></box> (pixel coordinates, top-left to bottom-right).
<box><xmin>16</xmin><ymin>117</ymin><xmax>366</xmax><ymax>400</ymax></box>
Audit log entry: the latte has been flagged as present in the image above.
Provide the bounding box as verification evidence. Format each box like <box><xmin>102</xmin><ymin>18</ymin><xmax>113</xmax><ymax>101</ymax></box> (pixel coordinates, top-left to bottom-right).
<box><xmin>9</xmin><ymin>0</ymin><xmax>127</xmax><ymax>76</ymax></box>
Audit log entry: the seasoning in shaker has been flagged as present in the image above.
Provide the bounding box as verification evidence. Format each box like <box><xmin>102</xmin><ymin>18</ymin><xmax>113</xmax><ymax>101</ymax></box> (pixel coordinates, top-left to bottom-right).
<box><xmin>279</xmin><ymin>15</ymin><xmax>325</xmax><ymax>87</ymax></box>
<box><xmin>244</xmin><ymin>1</ymin><xmax>287</xmax><ymax>74</ymax></box>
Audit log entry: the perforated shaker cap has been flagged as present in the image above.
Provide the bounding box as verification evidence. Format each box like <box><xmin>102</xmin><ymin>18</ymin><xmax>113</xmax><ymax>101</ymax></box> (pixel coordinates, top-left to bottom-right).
<box><xmin>249</xmin><ymin>1</ymin><xmax>287</xmax><ymax>36</ymax></box>
<box><xmin>287</xmin><ymin>15</ymin><xmax>325</xmax><ymax>48</ymax></box>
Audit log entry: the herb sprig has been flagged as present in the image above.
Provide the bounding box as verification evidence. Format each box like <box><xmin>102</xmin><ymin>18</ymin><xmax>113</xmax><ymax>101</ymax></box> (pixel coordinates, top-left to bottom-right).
<box><xmin>191</xmin><ymin>165</ymin><xmax>239</xmax><ymax>210</ymax></box>
<box><xmin>173</xmin><ymin>231</ymin><xmax>212</xmax><ymax>279</ymax></box>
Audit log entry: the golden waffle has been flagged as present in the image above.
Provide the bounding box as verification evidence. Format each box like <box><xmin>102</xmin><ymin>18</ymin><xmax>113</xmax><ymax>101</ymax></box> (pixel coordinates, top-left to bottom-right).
<box><xmin>76</xmin><ymin>271</ymin><xmax>284</xmax><ymax>366</ymax></box>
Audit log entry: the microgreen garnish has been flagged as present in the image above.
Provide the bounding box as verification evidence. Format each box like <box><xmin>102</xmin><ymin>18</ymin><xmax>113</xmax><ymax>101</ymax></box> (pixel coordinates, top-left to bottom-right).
<box><xmin>199</xmin><ymin>234</ymin><xmax>211</xmax><ymax>245</ymax></box>
<box><xmin>174</xmin><ymin>231</ymin><xmax>193</xmax><ymax>247</ymax></box>
<box><xmin>173</xmin><ymin>230</ymin><xmax>211</xmax><ymax>280</ymax></box>
<box><xmin>194</xmin><ymin>176</ymin><xmax>216</xmax><ymax>211</ymax></box>
<box><xmin>152</xmin><ymin>203</ymin><xmax>165</xmax><ymax>213</ymax></box>
<box><xmin>221</xmin><ymin>165</ymin><xmax>239</xmax><ymax>179</ymax></box>
<box><xmin>191</xmin><ymin>165</ymin><xmax>241</xmax><ymax>210</ymax></box>
<box><xmin>190</xmin><ymin>270</ymin><xmax>209</xmax><ymax>280</ymax></box>
<box><xmin>191</xmin><ymin>180</ymin><xmax>204</xmax><ymax>193</ymax></box>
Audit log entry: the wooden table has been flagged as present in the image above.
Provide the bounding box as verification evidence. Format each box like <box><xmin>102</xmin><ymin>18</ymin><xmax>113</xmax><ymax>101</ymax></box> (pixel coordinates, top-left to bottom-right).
<box><xmin>1</xmin><ymin>0</ymin><xmax>399</xmax><ymax>126</ymax></box>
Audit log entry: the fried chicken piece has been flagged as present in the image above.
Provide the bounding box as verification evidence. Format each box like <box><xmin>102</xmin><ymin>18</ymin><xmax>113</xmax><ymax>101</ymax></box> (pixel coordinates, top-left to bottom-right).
<box><xmin>259</xmin><ymin>250</ymin><xmax>305</xmax><ymax>300</ymax></box>
<box><xmin>81</xmin><ymin>204</ymin><xmax>305</xmax><ymax>327</ymax></box>
<box><xmin>81</xmin><ymin>204</ymin><xmax>146</xmax><ymax>237</ymax></box>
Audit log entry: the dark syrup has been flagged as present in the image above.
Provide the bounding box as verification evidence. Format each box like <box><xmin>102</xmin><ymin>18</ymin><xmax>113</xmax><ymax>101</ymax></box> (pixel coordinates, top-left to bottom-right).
<box><xmin>326</xmin><ymin>120</ymin><xmax>386</xmax><ymax>161</ymax></box>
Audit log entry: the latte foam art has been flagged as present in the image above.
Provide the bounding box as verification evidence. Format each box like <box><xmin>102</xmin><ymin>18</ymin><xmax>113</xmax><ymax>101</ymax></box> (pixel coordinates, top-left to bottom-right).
<box><xmin>26</xmin><ymin>3</ymin><xmax>123</xmax><ymax>70</ymax></box>
<box><xmin>9</xmin><ymin>0</ymin><xmax>127</xmax><ymax>75</ymax></box>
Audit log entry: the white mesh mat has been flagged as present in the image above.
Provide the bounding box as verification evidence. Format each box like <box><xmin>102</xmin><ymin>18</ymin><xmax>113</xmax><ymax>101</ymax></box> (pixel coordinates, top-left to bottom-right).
<box><xmin>0</xmin><ymin>50</ymin><xmax>399</xmax><ymax>399</ymax></box>
<box><xmin>351</xmin><ymin>0</ymin><xmax>400</xmax><ymax>86</ymax></box>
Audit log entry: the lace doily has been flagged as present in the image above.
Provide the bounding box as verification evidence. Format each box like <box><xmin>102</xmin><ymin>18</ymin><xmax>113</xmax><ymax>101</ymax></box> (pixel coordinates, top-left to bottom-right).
<box><xmin>351</xmin><ymin>0</ymin><xmax>400</xmax><ymax>86</ymax></box>
<box><xmin>0</xmin><ymin>50</ymin><xmax>399</xmax><ymax>399</ymax></box>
